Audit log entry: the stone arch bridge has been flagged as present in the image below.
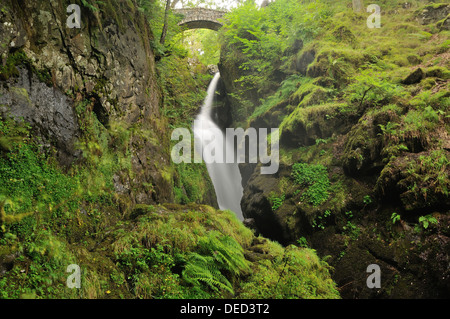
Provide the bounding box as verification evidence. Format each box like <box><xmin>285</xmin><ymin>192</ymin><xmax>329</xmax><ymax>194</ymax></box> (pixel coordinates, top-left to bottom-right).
<box><xmin>174</xmin><ymin>8</ymin><xmax>227</xmax><ymax>31</ymax></box>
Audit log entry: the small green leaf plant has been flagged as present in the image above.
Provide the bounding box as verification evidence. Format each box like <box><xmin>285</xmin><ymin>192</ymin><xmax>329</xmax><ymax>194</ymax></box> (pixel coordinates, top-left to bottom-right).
<box><xmin>268</xmin><ymin>193</ymin><xmax>285</xmax><ymax>211</ymax></box>
<box><xmin>391</xmin><ymin>212</ymin><xmax>401</xmax><ymax>225</ymax></box>
<box><xmin>418</xmin><ymin>215</ymin><xmax>438</xmax><ymax>230</ymax></box>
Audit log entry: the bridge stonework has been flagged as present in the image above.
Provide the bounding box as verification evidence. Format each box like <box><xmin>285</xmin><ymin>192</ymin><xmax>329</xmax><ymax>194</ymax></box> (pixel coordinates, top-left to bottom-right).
<box><xmin>174</xmin><ymin>8</ymin><xmax>227</xmax><ymax>31</ymax></box>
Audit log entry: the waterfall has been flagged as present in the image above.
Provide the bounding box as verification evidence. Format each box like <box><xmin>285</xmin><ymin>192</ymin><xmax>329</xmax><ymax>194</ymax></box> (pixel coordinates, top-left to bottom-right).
<box><xmin>193</xmin><ymin>73</ymin><xmax>244</xmax><ymax>220</ymax></box>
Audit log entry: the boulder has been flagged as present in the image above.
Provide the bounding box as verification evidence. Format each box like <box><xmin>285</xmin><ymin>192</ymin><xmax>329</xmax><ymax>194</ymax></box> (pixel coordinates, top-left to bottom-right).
<box><xmin>295</xmin><ymin>49</ymin><xmax>315</xmax><ymax>75</ymax></box>
<box><xmin>0</xmin><ymin>68</ymin><xmax>80</xmax><ymax>166</ymax></box>
<box><xmin>402</xmin><ymin>67</ymin><xmax>424</xmax><ymax>85</ymax></box>
<box><xmin>415</xmin><ymin>4</ymin><xmax>450</xmax><ymax>26</ymax></box>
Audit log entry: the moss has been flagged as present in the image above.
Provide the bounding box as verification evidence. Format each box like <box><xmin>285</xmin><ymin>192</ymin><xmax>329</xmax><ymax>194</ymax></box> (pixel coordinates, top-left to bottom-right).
<box><xmin>3</xmin><ymin>202</ymin><xmax>303</xmax><ymax>299</ymax></box>
<box><xmin>129</xmin><ymin>204</ymin><xmax>156</xmax><ymax>219</ymax></box>
<box><xmin>218</xmin><ymin>0</ymin><xmax>450</xmax><ymax>299</ymax></box>
<box><xmin>280</xmin><ymin>102</ymin><xmax>349</xmax><ymax>148</ymax></box>
<box><xmin>0</xmin><ymin>49</ymin><xmax>51</xmax><ymax>85</ymax></box>
<box><xmin>98</xmin><ymin>0</ymin><xmax>124</xmax><ymax>31</ymax></box>
<box><xmin>425</xmin><ymin>66</ymin><xmax>450</xmax><ymax>79</ymax></box>
<box><xmin>332</xmin><ymin>25</ymin><xmax>357</xmax><ymax>45</ymax></box>
<box><xmin>239</xmin><ymin>244</ymin><xmax>340</xmax><ymax>299</ymax></box>
<box><xmin>421</xmin><ymin>77</ymin><xmax>437</xmax><ymax>90</ymax></box>
<box><xmin>375</xmin><ymin>150</ymin><xmax>450</xmax><ymax>211</ymax></box>
<box><xmin>0</xmin><ymin>50</ymin><xmax>27</xmax><ymax>81</ymax></box>
<box><xmin>420</xmin><ymin>3</ymin><xmax>450</xmax><ymax>10</ymax></box>
<box><xmin>9</xmin><ymin>87</ymin><xmax>32</xmax><ymax>105</ymax></box>
<box><xmin>304</xmin><ymin>43</ymin><xmax>375</xmax><ymax>87</ymax></box>
<box><xmin>107</xmin><ymin>205</ymin><xmax>339</xmax><ymax>298</ymax></box>
<box><xmin>341</xmin><ymin>116</ymin><xmax>382</xmax><ymax>175</ymax></box>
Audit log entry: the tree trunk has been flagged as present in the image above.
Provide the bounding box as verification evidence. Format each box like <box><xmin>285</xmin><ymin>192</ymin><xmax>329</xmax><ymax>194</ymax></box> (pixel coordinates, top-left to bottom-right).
<box><xmin>160</xmin><ymin>0</ymin><xmax>171</xmax><ymax>45</ymax></box>
<box><xmin>352</xmin><ymin>0</ymin><xmax>364</xmax><ymax>12</ymax></box>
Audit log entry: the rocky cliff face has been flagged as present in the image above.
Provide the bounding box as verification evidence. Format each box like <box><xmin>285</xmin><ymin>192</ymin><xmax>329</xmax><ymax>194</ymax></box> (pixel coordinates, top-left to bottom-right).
<box><xmin>0</xmin><ymin>0</ymin><xmax>172</xmax><ymax>205</ymax></box>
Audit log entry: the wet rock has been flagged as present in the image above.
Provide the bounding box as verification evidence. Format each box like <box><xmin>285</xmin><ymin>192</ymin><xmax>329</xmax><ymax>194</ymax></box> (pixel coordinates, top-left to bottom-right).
<box><xmin>240</xmin><ymin>165</ymin><xmax>287</xmax><ymax>244</ymax></box>
<box><xmin>207</xmin><ymin>64</ymin><xmax>219</xmax><ymax>75</ymax></box>
<box><xmin>0</xmin><ymin>68</ymin><xmax>79</xmax><ymax>166</ymax></box>
<box><xmin>295</xmin><ymin>49</ymin><xmax>316</xmax><ymax>76</ymax></box>
<box><xmin>0</xmin><ymin>252</ymin><xmax>18</xmax><ymax>275</ymax></box>
<box><xmin>284</xmin><ymin>38</ymin><xmax>303</xmax><ymax>57</ymax></box>
<box><xmin>375</xmin><ymin>151</ymin><xmax>450</xmax><ymax>211</ymax></box>
<box><xmin>415</xmin><ymin>4</ymin><xmax>450</xmax><ymax>26</ymax></box>
<box><xmin>280</xmin><ymin>102</ymin><xmax>351</xmax><ymax>149</ymax></box>
<box><xmin>243</xmin><ymin>217</ymin><xmax>255</xmax><ymax>228</ymax></box>
<box><xmin>342</xmin><ymin>113</ymin><xmax>389</xmax><ymax>177</ymax></box>
<box><xmin>402</xmin><ymin>67</ymin><xmax>424</xmax><ymax>85</ymax></box>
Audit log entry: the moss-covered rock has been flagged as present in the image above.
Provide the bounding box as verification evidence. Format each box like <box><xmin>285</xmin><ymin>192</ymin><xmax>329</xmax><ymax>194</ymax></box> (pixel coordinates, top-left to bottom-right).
<box><xmin>375</xmin><ymin>150</ymin><xmax>450</xmax><ymax>212</ymax></box>
<box><xmin>341</xmin><ymin>114</ymin><xmax>385</xmax><ymax>176</ymax></box>
<box><xmin>280</xmin><ymin>102</ymin><xmax>352</xmax><ymax>148</ymax></box>
<box><xmin>415</xmin><ymin>3</ymin><xmax>450</xmax><ymax>26</ymax></box>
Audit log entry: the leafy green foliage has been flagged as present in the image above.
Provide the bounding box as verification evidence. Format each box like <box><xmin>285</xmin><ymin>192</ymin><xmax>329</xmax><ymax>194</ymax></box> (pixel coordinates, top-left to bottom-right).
<box><xmin>110</xmin><ymin>207</ymin><xmax>340</xmax><ymax>299</ymax></box>
<box><xmin>418</xmin><ymin>214</ymin><xmax>438</xmax><ymax>229</ymax></box>
<box><xmin>346</xmin><ymin>67</ymin><xmax>404</xmax><ymax>107</ymax></box>
<box><xmin>402</xmin><ymin>105</ymin><xmax>442</xmax><ymax>134</ymax></box>
<box><xmin>0</xmin><ymin>110</ymin><xmax>132</xmax><ymax>298</ymax></box>
<box><xmin>183</xmin><ymin>231</ymin><xmax>250</xmax><ymax>294</ymax></box>
<box><xmin>342</xmin><ymin>211</ymin><xmax>360</xmax><ymax>240</ymax></box>
<box><xmin>296</xmin><ymin>237</ymin><xmax>309</xmax><ymax>248</ymax></box>
<box><xmin>291</xmin><ymin>163</ymin><xmax>330</xmax><ymax>206</ymax></box>
<box><xmin>379</xmin><ymin>122</ymin><xmax>400</xmax><ymax>137</ymax></box>
<box><xmin>215</xmin><ymin>0</ymin><xmax>448</xmax><ymax>299</ymax></box>
<box><xmin>363</xmin><ymin>195</ymin><xmax>373</xmax><ymax>205</ymax></box>
<box><xmin>81</xmin><ymin>0</ymin><xmax>103</xmax><ymax>12</ymax></box>
<box><xmin>249</xmin><ymin>74</ymin><xmax>303</xmax><ymax>121</ymax></box>
<box><xmin>182</xmin><ymin>29</ymin><xmax>221</xmax><ymax>66</ymax></box>
<box><xmin>239</xmin><ymin>244</ymin><xmax>339</xmax><ymax>299</ymax></box>
<box><xmin>407</xmin><ymin>150</ymin><xmax>450</xmax><ymax>198</ymax></box>
<box><xmin>268</xmin><ymin>193</ymin><xmax>285</xmax><ymax>211</ymax></box>
<box><xmin>220</xmin><ymin>0</ymin><xmax>332</xmax><ymax>101</ymax></box>
<box><xmin>182</xmin><ymin>252</ymin><xmax>233</xmax><ymax>294</ymax></box>
<box><xmin>0</xmin><ymin>118</ymin><xmax>80</xmax><ymax>224</ymax></box>
<box><xmin>137</xmin><ymin>0</ymin><xmax>182</xmax><ymax>53</ymax></box>
<box><xmin>312</xmin><ymin>209</ymin><xmax>331</xmax><ymax>230</ymax></box>
<box><xmin>391</xmin><ymin>212</ymin><xmax>401</xmax><ymax>224</ymax></box>
<box><xmin>173</xmin><ymin>162</ymin><xmax>214</xmax><ymax>205</ymax></box>
<box><xmin>157</xmin><ymin>53</ymin><xmax>210</xmax><ymax>127</ymax></box>
<box><xmin>197</xmin><ymin>231</ymin><xmax>250</xmax><ymax>277</ymax></box>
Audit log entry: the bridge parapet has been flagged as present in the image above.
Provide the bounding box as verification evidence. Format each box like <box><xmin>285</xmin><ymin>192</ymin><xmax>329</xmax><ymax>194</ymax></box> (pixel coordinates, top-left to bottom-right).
<box><xmin>174</xmin><ymin>8</ymin><xmax>227</xmax><ymax>31</ymax></box>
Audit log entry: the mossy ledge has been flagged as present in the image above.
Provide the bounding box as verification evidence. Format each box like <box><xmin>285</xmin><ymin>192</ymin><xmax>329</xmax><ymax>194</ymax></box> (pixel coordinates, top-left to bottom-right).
<box><xmin>0</xmin><ymin>202</ymin><xmax>339</xmax><ymax>299</ymax></box>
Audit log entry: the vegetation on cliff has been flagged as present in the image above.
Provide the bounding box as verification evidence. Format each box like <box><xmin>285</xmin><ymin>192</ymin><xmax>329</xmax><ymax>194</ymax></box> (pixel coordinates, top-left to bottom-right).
<box><xmin>1</xmin><ymin>0</ymin><xmax>448</xmax><ymax>300</ymax></box>
<box><xmin>219</xmin><ymin>0</ymin><xmax>449</xmax><ymax>298</ymax></box>
<box><xmin>0</xmin><ymin>116</ymin><xmax>339</xmax><ymax>298</ymax></box>
<box><xmin>0</xmin><ymin>0</ymin><xmax>340</xmax><ymax>299</ymax></box>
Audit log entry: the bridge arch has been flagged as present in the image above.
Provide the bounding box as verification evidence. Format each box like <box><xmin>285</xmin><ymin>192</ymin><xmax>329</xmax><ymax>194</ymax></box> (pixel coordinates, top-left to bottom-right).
<box><xmin>174</xmin><ymin>8</ymin><xmax>227</xmax><ymax>31</ymax></box>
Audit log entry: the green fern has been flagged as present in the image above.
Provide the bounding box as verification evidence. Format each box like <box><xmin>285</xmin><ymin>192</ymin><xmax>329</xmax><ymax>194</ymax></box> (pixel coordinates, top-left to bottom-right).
<box><xmin>80</xmin><ymin>0</ymin><xmax>106</xmax><ymax>12</ymax></box>
<box><xmin>182</xmin><ymin>231</ymin><xmax>250</xmax><ymax>295</ymax></box>
<box><xmin>197</xmin><ymin>231</ymin><xmax>250</xmax><ymax>276</ymax></box>
<box><xmin>182</xmin><ymin>252</ymin><xmax>234</xmax><ymax>294</ymax></box>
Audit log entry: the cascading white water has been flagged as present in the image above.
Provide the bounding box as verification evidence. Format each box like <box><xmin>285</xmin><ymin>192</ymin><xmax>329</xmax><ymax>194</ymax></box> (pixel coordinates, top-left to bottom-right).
<box><xmin>193</xmin><ymin>73</ymin><xmax>244</xmax><ymax>220</ymax></box>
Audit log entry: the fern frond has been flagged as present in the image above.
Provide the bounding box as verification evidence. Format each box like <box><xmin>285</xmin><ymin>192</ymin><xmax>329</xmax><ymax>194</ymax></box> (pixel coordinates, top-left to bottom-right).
<box><xmin>198</xmin><ymin>231</ymin><xmax>250</xmax><ymax>276</ymax></box>
<box><xmin>182</xmin><ymin>252</ymin><xmax>234</xmax><ymax>294</ymax></box>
